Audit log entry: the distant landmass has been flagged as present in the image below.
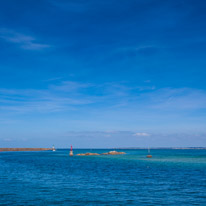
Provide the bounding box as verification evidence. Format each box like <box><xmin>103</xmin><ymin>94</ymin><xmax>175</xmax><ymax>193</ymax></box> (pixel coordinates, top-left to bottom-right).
<box><xmin>0</xmin><ymin>147</ymin><xmax>206</xmax><ymax>152</ymax></box>
<box><xmin>113</xmin><ymin>147</ymin><xmax>206</xmax><ymax>150</ymax></box>
<box><xmin>0</xmin><ymin>148</ymin><xmax>52</xmax><ymax>152</ymax></box>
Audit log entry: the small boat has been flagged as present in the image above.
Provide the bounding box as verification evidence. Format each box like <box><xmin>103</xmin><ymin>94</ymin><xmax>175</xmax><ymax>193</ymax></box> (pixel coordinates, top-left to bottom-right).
<box><xmin>52</xmin><ymin>145</ymin><xmax>56</xmax><ymax>152</ymax></box>
<box><xmin>146</xmin><ymin>147</ymin><xmax>152</xmax><ymax>158</ymax></box>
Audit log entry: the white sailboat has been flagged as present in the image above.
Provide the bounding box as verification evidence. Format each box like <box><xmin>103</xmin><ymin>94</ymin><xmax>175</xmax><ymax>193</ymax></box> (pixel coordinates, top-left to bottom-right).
<box><xmin>146</xmin><ymin>147</ymin><xmax>152</xmax><ymax>158</ymax></box>
<box><xmin>52</xmin><ymin>145</ymin><xmax>56</xmax><ymax>152</ymax></box>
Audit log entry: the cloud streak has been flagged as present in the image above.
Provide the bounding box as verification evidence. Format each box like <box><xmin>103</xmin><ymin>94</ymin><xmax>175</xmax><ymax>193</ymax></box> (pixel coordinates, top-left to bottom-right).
<box><xmin>0</xmin><ymin>28</ymin><xmax>51</xmax><ymax>50</ymax></box>
<box><xmin>0</xmin><ymin>81</ymin><xmax>206</xmax><ymax>115</ymax></box>
<box><xmin>133</xmin><ymin>132</ymin><xmax>150</xmax><ymax>136</ymax></box>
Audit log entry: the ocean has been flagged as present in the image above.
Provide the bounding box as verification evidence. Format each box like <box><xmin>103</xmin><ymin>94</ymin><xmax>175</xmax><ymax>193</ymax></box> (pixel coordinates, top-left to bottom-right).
<box><xmin>0</xmin><ymin>149</ymin><xmax>206</xmax><ymax>205</ymax></box>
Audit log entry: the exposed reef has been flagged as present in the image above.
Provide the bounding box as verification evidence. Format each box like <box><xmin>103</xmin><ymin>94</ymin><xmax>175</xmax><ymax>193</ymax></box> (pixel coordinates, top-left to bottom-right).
<box><xmin>102</xmin><ymin>151</ymin><xmax>126</xmax><ymax>155</ymax></box>
<box><xmin>76</xmin><ymin>151</ymin><xmax>126</xmax><ymax>156</ymax></box>
<box><xmin>76</xmin><ymin>152</ymin><xmax>100</xmax><ymax>156</ymax></box>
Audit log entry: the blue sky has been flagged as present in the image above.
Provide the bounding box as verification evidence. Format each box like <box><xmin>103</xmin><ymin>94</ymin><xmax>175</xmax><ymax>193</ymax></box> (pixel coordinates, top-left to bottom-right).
<box><xmin>0</xmin><ymin>0</ymin><xmax>206</xmax><ymax>148</ymax></box>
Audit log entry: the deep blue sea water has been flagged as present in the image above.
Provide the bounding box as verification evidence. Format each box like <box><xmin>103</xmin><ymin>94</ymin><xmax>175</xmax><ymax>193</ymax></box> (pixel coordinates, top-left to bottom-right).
<box><xmin>0</xmin><ymin>149</ymin><xmax>206</xmax><ymax>205</ymax></box>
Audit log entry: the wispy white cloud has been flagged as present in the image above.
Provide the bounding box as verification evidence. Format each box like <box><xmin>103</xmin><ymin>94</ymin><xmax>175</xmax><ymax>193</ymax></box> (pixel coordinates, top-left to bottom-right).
<box><xmin>144</xmin><ymin>80</ymin><xmax>151</xmax><ymax>83</ymax></box>
<box><xmin>111</xmin><ymin>45</ymin><xmax>159</xmax><ymax>59</ymax></box>
<box><xmin>0</xmin><ymin>81</ymin><xmax>98</xmax><ymax>113</ymax></box>
<box><xmin>133</xmin><ymin>132</ymin><xmax>150</xmax><ymax>136</ymax></box>
<box><xmin>0</xmin><ymin>28</ymin><xmax>51</xmax><ymax>50</ymax></box>
<box><xmin>3</xmin><ymin>138</ymin><xmax>12</xmax><ymax>142</ymax></box>
<box><xmin>146</xmin><ymin>88</ymin><xmax>206</xmax><ymax>110</ymax></box>
<box><xmin>50</xmin><ymin>81</ymin><xmax>92</xmax><ymax>92</ymax></box>
<box><xmin>0</xmin><ymin>81</ymin><xmax>206</xmax><ymax>114</ymax></box>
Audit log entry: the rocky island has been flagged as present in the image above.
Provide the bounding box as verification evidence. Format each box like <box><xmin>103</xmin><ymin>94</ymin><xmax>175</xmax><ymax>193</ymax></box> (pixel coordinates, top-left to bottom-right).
<box><xmin>76</xmin><ymin>151</ymin><xmax>126</xmax><ymax>156</ymax></box>
<box><xmin>77</xmin><ymin>152</ymin><xmax>100</xmax><ymax>156</ymax></box>
<box><xmin>102</xmin><ymin>151</ymin><xmax>126</xmax><ymax>155</ymax></box>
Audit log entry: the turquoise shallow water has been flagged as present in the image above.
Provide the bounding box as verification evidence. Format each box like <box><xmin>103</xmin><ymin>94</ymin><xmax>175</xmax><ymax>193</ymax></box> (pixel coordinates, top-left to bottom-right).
<box><xmin>0</xmin><ymin>149</ymin><xmax>206</xmax><ymax>205</ymax></box>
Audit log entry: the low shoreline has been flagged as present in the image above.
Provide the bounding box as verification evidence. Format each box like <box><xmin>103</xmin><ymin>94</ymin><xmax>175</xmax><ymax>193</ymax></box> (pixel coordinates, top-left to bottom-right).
<box><xmin>0</xmin><ymin>148</ymin><xmax>52</xmax><ymax>152</ymax></box>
